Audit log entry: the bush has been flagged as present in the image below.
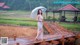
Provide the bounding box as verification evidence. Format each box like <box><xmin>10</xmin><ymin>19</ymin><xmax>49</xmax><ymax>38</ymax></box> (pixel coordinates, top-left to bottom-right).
<box><xmin>77</xmin><ymin>17</ymin><xmax>80</xmax><ymax>21</ymax></box>
<box><xmin>44</xmin><ymin>16</ymin><xmax>57</xmax><ymax>21</ymax></box>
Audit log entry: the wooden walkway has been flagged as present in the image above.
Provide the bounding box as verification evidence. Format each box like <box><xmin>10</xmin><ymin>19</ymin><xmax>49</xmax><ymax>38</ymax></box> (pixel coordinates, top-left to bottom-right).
<box><xmin>8</xmin><ymin>22</ymin><xmax>77</xmax><ymax>45</ymax></box>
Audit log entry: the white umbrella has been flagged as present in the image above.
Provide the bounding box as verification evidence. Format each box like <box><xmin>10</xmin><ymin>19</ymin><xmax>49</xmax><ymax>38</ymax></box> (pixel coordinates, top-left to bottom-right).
<box><xmin>30</xmin><ymin>6</ymin><xmax>47</xmax><ymax>19</ymax></box>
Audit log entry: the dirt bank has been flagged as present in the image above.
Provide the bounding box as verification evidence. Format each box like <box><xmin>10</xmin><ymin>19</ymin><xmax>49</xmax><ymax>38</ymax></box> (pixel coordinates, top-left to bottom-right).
<box><xmin>0</xmin><ymin>25</ymin><xmax>37</xmax><ymax>38</ymax></box>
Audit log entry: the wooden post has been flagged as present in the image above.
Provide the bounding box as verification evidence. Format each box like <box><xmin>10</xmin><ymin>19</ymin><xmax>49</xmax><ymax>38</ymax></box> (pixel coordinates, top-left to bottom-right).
<box><xmin>76</xmin><ymin>11</ymin><xmax>78</xmax><ymax>22</ymax></box>
<box><xmin>59</xmin><ymin>11</ymin><xmax>62</xmax><ymax>22</ymax></box>
<box><xmin>51</xmin><ymin>40</ymin><xmax>59</xmax><ymax>45</ymax></box>
<box><xmin>75</xmin><ymin>11</ymin><xmax>76</xmax><ymax>17</ymax></box>
<box><xmin>53</xmin><ymin>12</ymin><xmax>55</xmax><ymax>22</ymax></box>
<box><xmin>60</xmin><ymin>11</ymin><xmax>62</xmax><ymax>22</ymax></box>
<box><xmin>67</xmin><ymin>37</ymin><xmax>75</xmax><ymax>45</ymax></box>
<box><xmin>46</xmin><ymin>11</ymin><xmax>48</xmax><ymax>19</ymax></box>
<box><xmin>64</xmin><ymin>11</ymin><xmax>65</xmax><ymax>16</ymax></box>
<box><xmin>0</xmin><ymin>34</ymin><xmax>1</xmax><ymax>37</ymax></box>
<box><xmin>75</xmin><ymin>34</ymin><xmax>80</xmax><ymax>45</ymax></box>
<box><xmin>40</xmin><ymin>39</ymin><xmax>49</xmax><ymax>45</ymax></box>
<box><xmin>13</xmin><ymin>35</ymin><xmax>16</xmax><ymax>41</ymax></box>
<box><xmin>68</xmin><ymin>37</ymin><xmax>75</xmax><ymax>42</ymax></box>
<box><xmin>76</xmin><ymin>34</ymin><xmax>80</xmax><ymax>39</ymax></box>
<box><xmin>60</xmin><ymin>36</ymin><xmax>65</xmax><ymax>45</ymax></box>
<box><xmin>53</xmin><ymin>12</ymin><xmax>54</xmax><ymax>19</ymax></box>
<box><xmin>64</xmin><ymin>11</ymin><xmax>66</xmax><ymax>22</ymax></box>
<box><xmin>16</xmin><ymin>43</ymin><xmax>19</xmax><ymax>45</ymax></box>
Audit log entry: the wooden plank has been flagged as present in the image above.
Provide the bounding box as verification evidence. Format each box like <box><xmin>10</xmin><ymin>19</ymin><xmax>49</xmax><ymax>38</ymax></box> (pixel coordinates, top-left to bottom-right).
<box><xmin>60</xmin><ymin>36</ymin><xmax>65</xmax><ymax>45</ymax></box>
<box><xmin>8</xmin><ymin>22</ymin><xmax>76</xmax><ymax>45</ymax></box>
<box><xmin>53</xmin><ymin>23</ymin><xmax>74</xmax><ymax>34</ymax></box>
<box><xmin>8</xmin><ymin>34</ymin><xmax>62</xmax><ymax>45</ymax></box>
<box><xmin>40</xmin><ymin>39</ymin><xmax>49</xmax><ymax>45</ymax></box>
<box><xmin>43</xmin><ymin>22</ymin><xmax>54</xmax><ymax>34</ymax></box>
<box><xmin>48</xmin><ymin>23</ymin><xmax>75</xmax><ymax>38</ymax></box>
<box><xmin>51</xmin><ymin>40</ymin><xmax>59</xmax><ymax>45</ymax></box>
<box><xmin>76</xmin><ymin>34</ymin><xmax>80</xmax><ymax>39</ymax></box>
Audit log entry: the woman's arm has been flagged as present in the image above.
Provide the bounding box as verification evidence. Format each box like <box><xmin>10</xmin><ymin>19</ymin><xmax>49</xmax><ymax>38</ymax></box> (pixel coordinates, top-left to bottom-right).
<box><xmin>37</xmin><ymin>15</ymin><xmax>40</xmax><ymax>22</ymax></box>
<box><xmin>36</xmin><ymin>15</ymin><xmax>39</xmax><ymax>22</ymax></box>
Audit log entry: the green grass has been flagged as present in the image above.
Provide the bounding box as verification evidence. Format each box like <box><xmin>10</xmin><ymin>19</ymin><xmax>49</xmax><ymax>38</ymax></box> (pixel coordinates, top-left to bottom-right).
<box><xmin>0</xmin><ymin>11</ymin><xmax>80</xmax><ymax>31</ymax></box>
<box><xmin>0</xmin><ymin>10</ymin><xmax>31</xmax><ymax>15</ymax></box>
<box><xmin>0</xmin><ymin>18</ymin><xmax>37</xmax><ymax>26</ymax></box>
<box><xmin>0</xmin><ymin>10</ymin><xmax>37</xmax><ymax>26</ymax></box>
<box><xmin>0</xmin><ymin>17</ymin><xmax>36</xmax><ymax>21</ymax></box>
<box><xmin>59</xmin><ymin>22</ymin><xmax>80</xmax><ymax>31</ymax></box>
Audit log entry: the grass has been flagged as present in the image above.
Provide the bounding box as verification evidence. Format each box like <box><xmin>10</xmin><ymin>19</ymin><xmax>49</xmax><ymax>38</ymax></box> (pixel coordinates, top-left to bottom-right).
<box><xmin>0</xmin><ymin>10</ymin><xmax>37</xmax><ymax>26</ymax></box>
<box><xmin>0</xmin><ymin>17</ymin><xmax>36</xmax><ymax>21</ymax></box>
<box><xmin>0</xmin><ymin>10</ymin><xmax>31</xmax><ymax>15</ymax></box>
<box><xmin>59</xmin><ymin>22</ymin><xmax>80</xmax><ymax>31</ymax></box>
<box><xmin>0</xmin><ymin>18</ymin><xmax>37</xmax><ymax>26</ymax></box>
<box><xmin>0</xmin><ymin>10</ymin><xmax>80</xmax><ymax>31</ymax></box>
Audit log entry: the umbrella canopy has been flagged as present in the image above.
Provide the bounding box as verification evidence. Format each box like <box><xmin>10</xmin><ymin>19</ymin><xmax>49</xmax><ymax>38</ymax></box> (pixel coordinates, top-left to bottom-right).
<box><xmin>30</xmin><ymin>6</ymin><xmax>47</xmax><ymax>19</ymax></box>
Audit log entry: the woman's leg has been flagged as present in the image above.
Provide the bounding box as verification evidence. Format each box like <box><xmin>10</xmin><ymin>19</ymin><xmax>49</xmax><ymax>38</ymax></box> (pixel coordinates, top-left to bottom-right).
<box><xmin>35</xmin><ymin>29</ymin><xmax>39</xmax><ymax>39</ymax></box>
<box><xmin>40</xmin><ymin>28</ymin><xmax>43</xmax><ymax>40</ymax></box>
<box><xmin>35</xmin><ymin>29</ymin><xmax>43</xmax><ymax>40</ymax></box>
<box><xmin>35</xmin><ymin>22</ymin><xmax>43</xmax><ymax>40</ymax></box>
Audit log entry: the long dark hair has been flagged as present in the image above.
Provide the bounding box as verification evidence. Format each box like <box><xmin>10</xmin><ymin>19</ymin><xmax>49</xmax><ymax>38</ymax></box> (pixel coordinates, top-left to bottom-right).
<box><xmin>37</xmin><ymin>9</ymin><xmax>42</xmax><ymax>15</ymax></box>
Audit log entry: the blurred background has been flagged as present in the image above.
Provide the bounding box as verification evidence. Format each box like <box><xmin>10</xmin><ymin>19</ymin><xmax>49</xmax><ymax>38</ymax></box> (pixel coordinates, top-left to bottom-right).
<box><xmin>0</xmin><ymin>0</ymin><xmax>80</xmax><ymax>10</ymax></box>
<box><xmin>0</xmin><ymin>0</ymin><xmax>80</xmax><ymax>33</ymax></box>
<box><xmin>0</xmin><ymin>0</ymin><xmax>80</xmax><ymax>41</ymax></box>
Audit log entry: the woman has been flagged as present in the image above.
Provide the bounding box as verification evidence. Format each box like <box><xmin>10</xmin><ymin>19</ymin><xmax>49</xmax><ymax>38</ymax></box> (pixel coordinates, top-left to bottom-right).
<box><xmin>36</xmin><ymin>9</ymin><xmax>43</xmax><ymax>40</ymax></box>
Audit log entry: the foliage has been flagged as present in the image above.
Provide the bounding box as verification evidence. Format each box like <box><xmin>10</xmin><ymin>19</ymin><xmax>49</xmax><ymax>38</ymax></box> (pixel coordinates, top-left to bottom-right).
<box><xmin>60</xmin><ymin>22</ymin><xmax>80</xmax><ymax>31</ymax></box>
<box><xmin>0</xmin><ymin>0</ymin><xmax>80</xmax><ymax>10</ymax></box>
<box><xmin>77</xmin><ymin>17</ymin><xmax>80</xmax><ymax>21</ymax></box>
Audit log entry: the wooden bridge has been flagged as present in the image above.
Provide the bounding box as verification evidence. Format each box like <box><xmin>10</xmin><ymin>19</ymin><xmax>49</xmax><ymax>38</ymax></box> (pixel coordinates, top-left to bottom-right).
<box><xmin>8</xmin><ymin>22</ymin><xmax>80</xmax><ymax>45</ymax></box>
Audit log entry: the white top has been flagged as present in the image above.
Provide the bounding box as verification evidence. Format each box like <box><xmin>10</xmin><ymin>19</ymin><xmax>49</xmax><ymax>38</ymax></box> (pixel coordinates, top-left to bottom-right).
<box><xmin>37</xmin><ymin>14</ymin><xmax>43</xmax><ymax>22</ymax></box>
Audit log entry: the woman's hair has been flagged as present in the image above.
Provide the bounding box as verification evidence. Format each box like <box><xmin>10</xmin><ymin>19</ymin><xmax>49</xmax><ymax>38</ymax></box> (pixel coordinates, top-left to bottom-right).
<box><xmin>37</xmin><ymin>9</ymin><xmax>42</xmax><ymax>15</ymax></box>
